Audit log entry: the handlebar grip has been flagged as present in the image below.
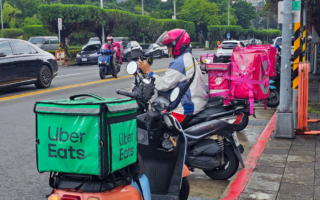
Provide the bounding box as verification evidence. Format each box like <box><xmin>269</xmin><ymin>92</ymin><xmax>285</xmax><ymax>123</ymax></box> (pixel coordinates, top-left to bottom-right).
<box><xmin>116</xmin><ymin>90</ymin><xmax>136</xmax><ymax>98</ymax></box>
<box><xmin>163</xmin><ymin>114</ymin><xmax>173</xmax><ymax>129</ymax></box>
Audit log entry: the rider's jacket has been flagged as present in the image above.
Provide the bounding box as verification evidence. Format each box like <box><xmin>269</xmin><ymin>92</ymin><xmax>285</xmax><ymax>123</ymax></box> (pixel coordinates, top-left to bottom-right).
<box><xmin>154</xmin><ymin>51</ymin><xmax>207</xmax><ymax>115</ymax></box>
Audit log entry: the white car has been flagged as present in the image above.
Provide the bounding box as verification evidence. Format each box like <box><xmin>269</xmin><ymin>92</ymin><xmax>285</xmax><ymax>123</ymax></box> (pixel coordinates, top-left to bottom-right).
<box><xmin>272</xmin><ymin>37</ymin><xmax>298</xmax><ymax>56</ymax></box>
<box><xmin>216</xmin><ymin>40</ymin><xmax>246</xmax><ymax>59</ymax></box>
<box><xmin>160</xmin><ymin>45</ymin><xmax>169</xmax><ymax>57</ymax></box>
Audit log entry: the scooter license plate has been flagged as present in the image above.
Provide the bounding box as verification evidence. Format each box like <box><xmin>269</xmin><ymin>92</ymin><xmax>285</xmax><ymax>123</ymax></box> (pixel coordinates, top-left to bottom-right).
<box><xmin>82</xmin><ymin>58</ymin><xmax>87</xmax><ymax>61</ymax></box>
<box><xmin>232</xmin><ymin>132</ymin><xmax>240</xmax><ymax>147</ymax></box>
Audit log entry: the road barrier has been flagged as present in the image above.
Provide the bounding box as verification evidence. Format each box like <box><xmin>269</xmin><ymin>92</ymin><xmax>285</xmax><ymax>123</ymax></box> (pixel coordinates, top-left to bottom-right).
<box><xmin>295</xmin><ymin>62</ymin><xmax>320</xmax><ymax>135</ymax></box>
<box><xmin>55</xmin><ymin>49</ymin><xmax>66</xmax><ymax>65</ymax></box>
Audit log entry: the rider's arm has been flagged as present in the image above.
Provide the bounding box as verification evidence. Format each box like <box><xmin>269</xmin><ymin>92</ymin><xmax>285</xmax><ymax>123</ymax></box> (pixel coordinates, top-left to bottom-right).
<box><xmin>150</xmin><ymin>62</ymin><xmax>184</xmax><ymax>92</ymax></box>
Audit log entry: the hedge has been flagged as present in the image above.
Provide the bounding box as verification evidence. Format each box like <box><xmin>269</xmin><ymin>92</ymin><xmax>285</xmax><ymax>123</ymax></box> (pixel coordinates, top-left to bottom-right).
<box><xmin>208</xmin><ymin>25</ymin><xmax>282</xmax><ymax>44</ymax></box>
<box><xmin>38</xmin><ymin>4</ymin><xmax>196</xmax><ymax>44</ymax></box>
<box><xmin>2</xmin><ymin>29</ymin><xmax>25</xmax><ymax>39</ymax></box>
<box><xmin>22</xmin><ymin>25</ymin><xmax>51</xmax><ymax>38</ymax></box>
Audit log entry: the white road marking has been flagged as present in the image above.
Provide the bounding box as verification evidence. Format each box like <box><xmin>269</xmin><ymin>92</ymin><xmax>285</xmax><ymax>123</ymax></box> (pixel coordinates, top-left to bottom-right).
<box><xmin>56</xmin><ymin>73</ymin><xmax>82</xmax><ymax>78</ymax></box>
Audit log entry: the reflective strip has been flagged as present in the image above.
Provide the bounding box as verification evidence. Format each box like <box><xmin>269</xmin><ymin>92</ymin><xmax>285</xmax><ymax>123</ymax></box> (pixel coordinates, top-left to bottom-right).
<box><xmin>36</xmin><ymin>106</ymin><xmax>100</xmax><ymax>114</ymax></box>
<box><xmin>107</xmin><ymin>103</ymin><xmax>138</xmax><ymax>112</ymax></box>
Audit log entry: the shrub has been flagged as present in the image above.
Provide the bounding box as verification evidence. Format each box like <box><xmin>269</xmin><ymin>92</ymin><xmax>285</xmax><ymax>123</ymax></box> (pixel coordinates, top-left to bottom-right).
<box><xmin>22</xmin><ymin>25</ymin><xmax>51</xmax><ymax>38</ymax></box>
<box><xmin>2</xmin><ymin>29</ymin><xmax>24</xmax><ymax>39</ymax></box>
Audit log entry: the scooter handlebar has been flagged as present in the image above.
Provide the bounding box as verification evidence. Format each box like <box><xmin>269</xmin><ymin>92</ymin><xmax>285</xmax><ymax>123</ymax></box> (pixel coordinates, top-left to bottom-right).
<box><xmin>116</xmin><ymin>90</ymin><xmax>137</xmax><ymax>98</ymax></box>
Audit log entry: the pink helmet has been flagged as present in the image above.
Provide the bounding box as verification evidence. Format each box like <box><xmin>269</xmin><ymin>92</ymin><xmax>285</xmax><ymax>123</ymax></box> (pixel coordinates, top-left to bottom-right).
<box><xmin>106</xmin><ymin>35</ymin><xmax>113</xmax><ymax>43</ymax></box>
<box><xmin>156</xmin><ymin>29</ymin><xmax>190</xmax><ymax>56</ymax></box>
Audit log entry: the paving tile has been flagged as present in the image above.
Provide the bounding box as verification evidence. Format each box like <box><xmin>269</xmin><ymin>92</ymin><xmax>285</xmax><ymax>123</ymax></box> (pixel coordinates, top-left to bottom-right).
<box><xmin>240</xmin><ymin>191</ymin><xmax>277</xmax><ymax>200</ymax></box>
<box><xmin>315</xmin><ymin>186</ymin><xmax>320</xmax><ymax>196</ymax></box>
<box><xmin>277</xmin><ymin>192</ymin><xmax>313</xmax><ymax>200</ymax></box>
<box><xmin>287</xmin><ymin>155</ymin><xmax>315</xmax><ymax>162</ymax></box>
<box><xmin>285</xmin><ymin>161</ymin><xmax>315</xmax><ymax>169</ymax></box>
<box><xmin>246</xmin><ymin>172</ymin><xmax>282</xmax><ymax>192</ymax></box>
<box><xmin>282</xmin><ymin>166</ymin><xmax>314</xmax><ymax>185</ymax></box>
<box><xmin>278</xmin><ymin>183</ymin><xmax>314</xmax><ymax>197</ymax></box>
<box><xmin>315</xmin><ymin>176</ymin><xmax>320</xmax><ymax>186</ymax></box>
<box><xmin>290</xmin><ymin>145</ymin><xmax>316</xmax><ymax>151</ymax></box>
<box><xmin>258</xmin><ymin>154</ymin><xmax>288</xmax><ymax>168</ymax></box>
<box><xmin>263</xmin><ymin>149</ymin><xmax>289</xmax><ymax>155</ymax></box>
<box><xmin>314</xmin><ymin>196</ymin><xmax>320</xmax><ymax>200</ymax></box>
<box><xmin>288</xmin><ymin>150</ymin><xmax>315</xmax><ymax>156</ymax></box>
<box><xmin>316</xmin><ymin>162</ymin><xmax>320</xmax><ymax>170</ymax></box>
<box><xmin>254</xmin><ymin>165</ymin><xmax>284</xmax><ymax>175</ymax></box>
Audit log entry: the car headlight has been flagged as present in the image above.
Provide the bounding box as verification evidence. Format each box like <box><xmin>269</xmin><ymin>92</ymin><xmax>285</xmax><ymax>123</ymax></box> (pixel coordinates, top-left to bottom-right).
<box><xmin>76</xmin><ymin>54</ymin><xmax>81</xmax><ymax>58</ymax></box>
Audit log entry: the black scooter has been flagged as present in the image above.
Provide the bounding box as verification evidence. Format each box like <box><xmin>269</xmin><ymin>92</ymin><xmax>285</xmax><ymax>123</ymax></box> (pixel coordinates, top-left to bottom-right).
<box><xmin>117</xmin><ymin>61</ymin><xmax>245</xmax><ymax>181</ymax></box>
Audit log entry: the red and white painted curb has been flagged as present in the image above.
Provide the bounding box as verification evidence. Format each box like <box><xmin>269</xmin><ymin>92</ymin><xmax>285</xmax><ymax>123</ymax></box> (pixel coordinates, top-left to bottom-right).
<box><xmin>222</xmin><ymin>112</ymin><xmax>277</xmax><ymax>200</ymax></box>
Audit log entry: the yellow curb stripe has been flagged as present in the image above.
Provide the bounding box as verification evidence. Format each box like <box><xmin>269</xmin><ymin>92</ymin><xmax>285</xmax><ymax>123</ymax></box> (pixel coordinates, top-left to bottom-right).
<box><xmin>0</xmin><ymin>68</ymin><xmax>167</xmax><ymax>102</ymax></box>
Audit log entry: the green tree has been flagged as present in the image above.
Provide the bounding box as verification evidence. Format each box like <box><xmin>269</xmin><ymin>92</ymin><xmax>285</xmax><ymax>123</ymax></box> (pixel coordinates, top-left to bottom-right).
<box><xmin>21</xmin><ymin>15</ymin><xmax>42</xmax><ymax>26</ymax></box>
<box><xmin>210</xmin><ymin>0</ymin><xmax>237</xmax><ymax>25</ymax></box>
<box><xmin>179</xmin><ymin>0</ymin><xmax>220</xmax><ymax>39</ymax></box>
<box><xmin>3</xmin><ymin>2</ymin><xmax>21</xmax><ymax>28</ymax></box>
<box><xmin>232</xmin><ymin>0</ymin><xmax>257</xmax><ymax>29</ymax></box>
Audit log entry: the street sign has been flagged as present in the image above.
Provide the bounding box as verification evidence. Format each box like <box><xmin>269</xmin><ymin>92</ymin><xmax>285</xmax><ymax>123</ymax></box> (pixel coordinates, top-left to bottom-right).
<box><xmin>58</xmin><ymin>18</ymin><xmax>62</xmax><ymax>30</ymax></box>
<box><xmin>278</xmin><ymin>1</ymin><xmax>301</xmax><ymax>23</ymax></box>
<box><xmin>227</xmin><ymin>33</ymin><xmax>230</xmax><ymax>39</ymax></box>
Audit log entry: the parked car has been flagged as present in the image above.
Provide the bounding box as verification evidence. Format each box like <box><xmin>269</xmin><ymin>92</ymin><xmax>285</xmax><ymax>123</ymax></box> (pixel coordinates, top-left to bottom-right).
<box><xmin>113</xmin><ymin>37</ymin><xmax>129</xmax><ymax>49</ymax></box>
<box><xmin>28</xmin><ymin>36</ymin><xmax>59</xmax><ymax>51</ymax></box>
<box><xmin>141</xmin><ymin>43</ymin><xmax>163</xmax><ymax>59</ymax></box>
<box><xmin>122</xmin><ymin>41</ymin><xmax>143</xmax><ymax>62</ymax></box>
<box><xmin>187</xmin><ymin>43</ymin><xmax>193</xmax><ymax>54</ymax></box>
<box><xmin>0</xmin><ymin>39</ymin><xmax>58</xmax><ymax>90</ymax></box>
<box><xmin>85</xmin><ymin>37</ymin><xmax>101</xmax><ymax>46</ymax></box>
<box><xmin>216</xmin><ymin>40</ymin><xmax>245</xmax><ymax>60</ymax></box>
<box><xmin>271</xmin><ymin>36</ymin><xmax>300</xmax><ymax>56</ymax></box>
<box><xmin>161</xmin><ymin>45</ymin><xmax>169</xmax><ymax>57</ymax></box>
<box><xmin>76</xmin><ymin>44</ymin><xmax>101</xmax><ymax>65</ymax></box>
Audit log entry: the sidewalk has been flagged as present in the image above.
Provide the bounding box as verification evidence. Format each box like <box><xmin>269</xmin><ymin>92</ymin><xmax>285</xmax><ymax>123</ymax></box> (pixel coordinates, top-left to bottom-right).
<box><xmin>222</xmin><ymin>75</ymin><xmax>320</xmax><ymax>200</ymax></box>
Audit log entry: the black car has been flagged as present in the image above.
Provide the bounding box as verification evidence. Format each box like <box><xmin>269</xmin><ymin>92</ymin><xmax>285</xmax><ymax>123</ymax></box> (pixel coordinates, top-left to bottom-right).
<box><xmin>0</xmin><ymin>39</ymin><xmax>58</xmax><ymax>91</ymax></box>
<box><xmin>76</xmin><ymin>44</ymin><xmax>101</xmax><ymax>65</ymax></box>
<box><xmin>122</xmin><ymin>41</ymin><xmax>143</xmax><ymax>62</ymax></box>
<box><xmin>141</xmin><ymin>43</ymin><xmax>163</xmax><ymax>58</ymax></box>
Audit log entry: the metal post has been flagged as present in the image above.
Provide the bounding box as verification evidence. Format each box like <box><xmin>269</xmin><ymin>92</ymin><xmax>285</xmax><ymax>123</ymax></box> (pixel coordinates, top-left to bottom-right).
<box><xmin>274</xmin><ymin>0</ymin><xmax>295</xmax><ymax>138</ymax></box>
<box><xmin>0</xmin><ymin>0</ymin><xmax>3</xmax><ymax>37</ymax></box>
<box><xmin>267</xmin><ymin>14</ymin><xmax>269</xmax><ymax>44</ymax></box>
<box><xmin>101</xmin><ymin>0</ymin><xmax>105</xmax><ymax>45</ymax></box>
<box><xmin>142</xmin><ymin>0</ymin><xmax>144</xmax><ymax>15</ymax></box>
<box><xmin>174</xmin><ymin>0</ymin><xmax>176</xmax><ymax>19</ymax></box>
<box><xmin>314</xmin><ymin>43</ymin><xmax>318</xmax><ymax>74</ymax></box>
<box><xmin>303</xmin><ymin>0</ymin><xmax>307</xmax><ymax>62</ymax></box>
<box><xmin>228</xmin><ymin>0</ymin><xmax>230</xmax><ymax>26</ymax></box>
<box><xmin>59</xmin><ymin>30</ymin><xmax>61</xmax><ymax>66</ymax></box>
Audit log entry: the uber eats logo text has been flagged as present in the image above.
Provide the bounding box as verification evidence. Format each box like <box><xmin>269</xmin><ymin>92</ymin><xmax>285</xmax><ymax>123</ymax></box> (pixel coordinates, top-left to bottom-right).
<box><xmin>119</xmin><ymin>132</ymin><xmax>134</xmax><ymax>161</ymax></box>
<box><xmin>47</xmin><ymin>127</ymin><xmax>85</xmax><ymax>160</ymax></box>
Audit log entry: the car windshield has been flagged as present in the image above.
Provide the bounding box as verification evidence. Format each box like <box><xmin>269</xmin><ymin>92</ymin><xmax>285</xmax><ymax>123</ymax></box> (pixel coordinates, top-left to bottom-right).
<box><xmin>126</xmin><ymin>43</ymin><xmax>131</xmax><ymax>49</ymax></box>
<box><xmin>141</xmin><ymin>44</ymin><xmax>149</xmax><ymax>49</ymax></box>
<box><xmin>221</xmin><ymin>42</ymin><xmax>238</xmax><ymax>49</ymax></box>
<box><xmin>89</xmin><ymin>38</ymin><xmax>100</xmax><ymax>42</ymax></box>
<box><xmin>83</xmin><ymin>45</ymin><xmax>99</xmax><ymax>51</ymax></box>
<box><xmin>28</xmin><ymin>38</ymin><xmax>44</xmax><ymax>44</ymax></box>
<box><xmin>275</xmin><ymin>38</ymin><xmax>282</xmax><ymax>46</ymax></box>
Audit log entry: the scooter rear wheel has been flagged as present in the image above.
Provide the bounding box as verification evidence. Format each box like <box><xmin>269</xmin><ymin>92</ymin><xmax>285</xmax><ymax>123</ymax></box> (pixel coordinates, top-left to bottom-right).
<box><xmin>203</xmin><ymin>146</ymin><xmax>239</xmax><ymax>180</ymax></box>
<box><xmin>267</xmin><ymin>90</ymin><xmax>279</xmax><ymax>107</ymax></box>
<box><xmin>234</xmin><ymin>113</ymin><xmax>249</xmax><ymax>132</ymax></box>
<box><xmin>180</xmin><ymin>177</ymin><xmax>190</xmax><ymax>200</ymax></box>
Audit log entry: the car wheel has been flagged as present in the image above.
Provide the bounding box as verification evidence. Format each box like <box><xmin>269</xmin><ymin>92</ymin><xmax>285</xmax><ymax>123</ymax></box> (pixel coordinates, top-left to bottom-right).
<box><xmin>126</xmin><ymin>53</ymin><xmax>132</xmax><ymax>62</ymax></box>
<box><xmin>159</xmin><ymin>51</ymin><xmax>163</xmax><ymax>59</ymax></box>
<box><xmin>35</xmin><ymin>65</ymin><xmax>52</xmax><ymax>88</ymax></box>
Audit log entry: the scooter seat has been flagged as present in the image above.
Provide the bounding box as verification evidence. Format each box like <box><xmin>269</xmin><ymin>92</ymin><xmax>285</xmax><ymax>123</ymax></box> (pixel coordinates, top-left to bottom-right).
<box><xmin>184</xmin><ymin>105</ymin><xmax>229</xmax><ymax>129</ymax></box>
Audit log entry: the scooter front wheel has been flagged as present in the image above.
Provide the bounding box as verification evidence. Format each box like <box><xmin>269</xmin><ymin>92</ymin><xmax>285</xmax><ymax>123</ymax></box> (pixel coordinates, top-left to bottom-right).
<box><xmin>99</xmin><ymin>68</ymin><xmax>107</xmax><ymax>79</ymax></box>
<box><xmin>180</xmin><ymin>177</ymin><xmax>190</xmax><ymax>200</ymax></box>
<box><xmin>203</xmin><ymin>146</ymin><xmax>239</xmax><ymax>180</ymax></box>
<box><xmin>267</xmin><ymin>89</ymin><xmax>279</xmax><ymax>107</ymax></box>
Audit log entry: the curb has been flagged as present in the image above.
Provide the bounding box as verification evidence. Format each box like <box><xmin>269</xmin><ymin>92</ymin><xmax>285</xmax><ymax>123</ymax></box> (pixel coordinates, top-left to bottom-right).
<box><xmin>220</xmin><ymin>112</ymin><xmax>277</xmax><ymax>200</ymax></box>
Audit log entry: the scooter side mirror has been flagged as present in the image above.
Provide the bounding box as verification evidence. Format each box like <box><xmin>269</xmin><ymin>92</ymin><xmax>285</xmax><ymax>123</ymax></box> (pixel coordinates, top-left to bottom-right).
<box><xmin>202</xmin><ymin>59</ymin><xmax>212</xmax><ymax>64</ymax></box>
<box><xmin>170</xmin><ymin>87</ymin><xmax>180</xmax><ymax>102</ymax></box>
<box><xmin>126</xmin><ymin>61</ymin><xmax>138</xmax><ymax>75</ymax></box>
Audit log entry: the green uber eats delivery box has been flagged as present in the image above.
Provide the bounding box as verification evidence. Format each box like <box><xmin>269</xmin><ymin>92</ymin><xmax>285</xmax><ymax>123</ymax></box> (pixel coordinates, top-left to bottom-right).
<box><xmin>34</xmin><ymin>94</ymin><xmax>138</xmax><ymax>178</ymax></box>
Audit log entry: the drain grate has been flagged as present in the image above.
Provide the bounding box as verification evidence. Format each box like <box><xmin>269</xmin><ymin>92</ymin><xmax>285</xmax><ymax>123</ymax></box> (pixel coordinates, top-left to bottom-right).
<box><xmin>248</xmin><ymin>119</ymin><xmax>270</xmax><ymax>126</ymax></box>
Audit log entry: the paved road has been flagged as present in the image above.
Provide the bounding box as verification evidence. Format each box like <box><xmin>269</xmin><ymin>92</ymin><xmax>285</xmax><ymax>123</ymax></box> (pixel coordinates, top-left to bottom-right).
<box><xmin>0</xmin><ymin>48</ymin><xmax>275</xmax><ymax>200</ymax></box>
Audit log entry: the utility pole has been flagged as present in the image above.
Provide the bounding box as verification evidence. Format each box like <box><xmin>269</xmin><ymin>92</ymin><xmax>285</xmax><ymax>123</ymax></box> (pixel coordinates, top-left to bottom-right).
<box><xmin>267</xmin><ymin>14</ymin><xmax>269</xmax><ymax>44</ymax></box>
<box><xmin>274</xmin><ymin>0</ymin><xmax>294</xmax><ymax>138</ymax></box>
<box><xmin>228</xmin><ymin>0</ymin><xmax>230</xmax><ymax>26</ymax></box>
<box><xmin>142</xmin><ymin>0</ymin><xmax>145</xmax><ymax>44</ymax></box>
<box><xmin>101</xmin><ymin>0</ymin><xmax>105</xmax><ymax>45</ymax></box>
<box><xmin>174</xmin><ymin>0</ymin><xmax>176</xmax><ymax>19</ymax></box>
<box><xmin>0</xmin><ymin>0</ymin><xmax>3</xmax><ymax>37</ymax></box>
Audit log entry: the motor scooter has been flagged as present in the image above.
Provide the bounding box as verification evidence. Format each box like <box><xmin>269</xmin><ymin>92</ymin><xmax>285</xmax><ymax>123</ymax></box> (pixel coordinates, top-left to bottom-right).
<box><xmin>98</xmin><ymin>44</ymin><xmax>120</xmax><ymax>79</ymax></box>
<box><xmin>117</xmin><ymin>61</ymin><xmax>245</xmax><ymax>181</ymax></box>
<box><xmin>46</xmin><ymin>62</ymin><xmax>190</xmax><ymax>200</ymax></box>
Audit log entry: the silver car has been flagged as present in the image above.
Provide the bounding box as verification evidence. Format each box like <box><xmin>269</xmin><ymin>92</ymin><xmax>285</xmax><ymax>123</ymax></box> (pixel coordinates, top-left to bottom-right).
<box><xmin>28</xmin><ymin>36</ymin><xmax>59</xmax><ymax>51</ymax></box>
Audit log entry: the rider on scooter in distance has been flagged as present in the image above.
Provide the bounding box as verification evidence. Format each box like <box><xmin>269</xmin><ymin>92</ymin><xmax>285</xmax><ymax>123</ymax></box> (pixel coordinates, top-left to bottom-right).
<box><xmin>105</xmin><ymin>35</ymin><xmax>121</xmax><ymax>78</ymax></box>
<box><xmin>137</xmin><ymin>29</ymin><xmax>208</xmax><ymax>127</ymax></box>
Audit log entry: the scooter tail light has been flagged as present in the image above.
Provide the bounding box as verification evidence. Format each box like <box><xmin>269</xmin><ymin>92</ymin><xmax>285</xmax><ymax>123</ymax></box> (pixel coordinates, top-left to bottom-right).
<box><xmin>61</xmin><ymin>195</ymin><xmax>81</xmax><ymax>200</ymax></box>
<box><xmin>88</xmin><ymin>198</ymin><xmax>99</xmax><ymax>200</ymax></box>
<box><xmin>48</xmin><ymin>194</ymin><xmax>59</xmax><ymax>200</ymax></box>
<box><xmin>233</xmin><ymin>113</ymin><xmax>244</xmax><ymax>125</ymax></box>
